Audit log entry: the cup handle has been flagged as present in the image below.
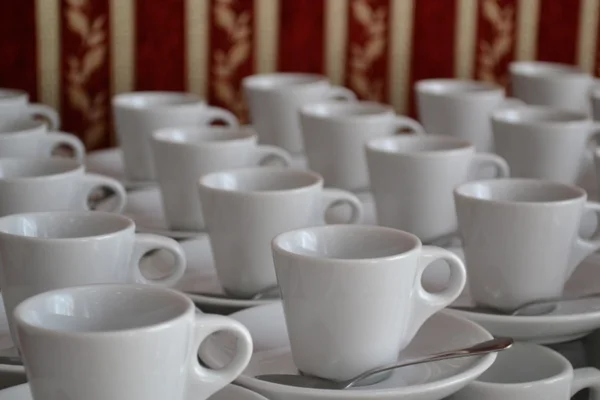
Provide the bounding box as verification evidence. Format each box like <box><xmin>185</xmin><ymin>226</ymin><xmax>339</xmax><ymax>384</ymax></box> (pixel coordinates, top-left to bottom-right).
<box><xmin>324</xmin><ymin>86</ymin><xmax>357</xmax><ymax>101</ymax></box>
<box><xmin>571</xmin><ymin>202</ymin><xmax>600</xmax><ymax>271</ymax></box>
<box><xmin>570</xmin><ymin>367</ymin><xmax>600</xmax><ymax>398</ymax></box>
<box><xmin>202</xmin><ymin>106</ymin><xmax>239</xmax><ymax>127</ymax></box>
<box><xmin>393</xmin><ymin>116</ymin><xmax>424</xmax><ymax>134</ymax></box>
<box><xmin>39</xmin><ymin>131</ymin><xmax>86</xmax><ymax>163</ymax></box>
<box><xmin>77</xmin><ymin>173</ymin><xmax>127</xmax><ymax>213</ymax></box>
<box><xmin>25</xmin><ymin>103</ymin><xmax>61</xmax><ymax>130</ymax></box>
<box><xmin>186</xmin><ymin>315</ymin><xmax>253</xmax><ymax>400</ymax></box>
<box><xmin>470</xmin><ymin>153</ymin><xmax>511</xmax><ymax>178</ymax></box>
<box><xmin>253</xmin><ymin>145</ymin><xmax>293</xmax><ymax>167</ymax></box>
<box><xmin>129</xmin><ymin>233</ymin><xmax>187</xmax><ymax>286</ymax></box>
<box><xmin>405</xmin><ymin>246</ymin><xmax>467</xmax><ymax>342</ymax></box>
<box><xmin>321</xmin><ymin>188</ymin><xmax>363</xmax><ymax>224</ymax></box>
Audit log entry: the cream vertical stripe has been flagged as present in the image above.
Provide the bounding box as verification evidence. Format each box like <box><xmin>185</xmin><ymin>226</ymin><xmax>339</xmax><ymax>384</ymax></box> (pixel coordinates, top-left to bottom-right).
<box><xmin>110</xmin><ymin>0</ymin><xmax>134</xmax><ymax>94</ymax></box>
<box><xmin>255</xmin><ymin>0</ymin><xmax>279</xmax><ymax>73</ymax></box>
<box><xmin>515</xmin><ymin>0</ymin><xmax>540</xmax><ymax>60</ymax></box>
<box><xmin>35</xmin><ymin>0</ymin><xmax>60</xmax><ymax>110</ymax></box>
<box><xmin>577</xmin><ymin>0</ymin><xmax>599</xmax><ymax>73</ymax></box>
<box><xmin>186</xmin><ymin>0</ymin><xmax>209</xmax><ymax>97</ymax></box>
<box><xmin>389</xmin><ymin>0</ymin><xmax>414</xmax><ymax>114</ymax></box>
<box><xmin>325</xmin><ymin>0</ymin><xmax>348</xmax><ymax>85</ymax></box>
<box><xmin>455</xmin><ymin>0</ymin><xmax>478</xmax><ymax>79</ymax></box>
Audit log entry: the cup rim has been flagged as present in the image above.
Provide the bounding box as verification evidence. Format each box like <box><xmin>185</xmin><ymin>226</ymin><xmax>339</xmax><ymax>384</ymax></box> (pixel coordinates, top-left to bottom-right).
<box><xmin>454</xmin><ymin>178</ymin><xmax>586</xmax><ymax>206</ymax></box>
<box><xmin>0</xmin><ymin>89</ymin><xmax>28</xmax><ymax>102</ymax></box>
<box><xmin>198</xmin><ymin>167</ymin><xmax>323</xmax><ymax>197</ymax></box>
<box><xmin>272</xmin><ymin>224</ymin><xmax>421</xmax><ymax>264</ymax></box>
<box><xmin>152</xmin><ymin>125</ymin><xmax>257</xmax><ymax>147</ymax></box>
<box><xmin>509</xmin><ymin>61</ymin><xmax>588</xmax><ymax>78</ymax></box>
<box><xmin>112</xmin><ymin>91</ymin><xmax>204</xmax><ymax>109</ymax></box>
<box><xmin>0</xmin><ymin>119</ymin><xmax>46</xmax><ymax>136</ymax></box>
<box><xmin>13</xmin><ymin>284</ymin><xmax>194</xmax><ymax>338</ymax></box>
<box><xmin>0</xmin><ymin>211</ymin><xmax>135</xmax><ymax>242</ymax></box>
<box><xmin>242</xmin><ymin>73</ymin><xmax>329</xmax><ymax>91</ymax></box>
<box><xmin>491</xmin><ymin>105</ymin><xmax>589</xmax><ymax>127</ymax></box>
<box><xmin>366</xmin><ymin>134</ymin><xmax>473</xmax><ymax>156</ymax></box>
<box><xmin>0</xmin><ymin>157</ymin><xmax>83</xmax><ymax>182</ymax></box>
<box><xmin>415</xmin><ymin>79</ymin><xmax>504</xmax><ymax>98</ymax></box>
<box><xmin>299</xmin><ymin>101</ymin><xmax>394</xmax><ymax>121</ymax></box>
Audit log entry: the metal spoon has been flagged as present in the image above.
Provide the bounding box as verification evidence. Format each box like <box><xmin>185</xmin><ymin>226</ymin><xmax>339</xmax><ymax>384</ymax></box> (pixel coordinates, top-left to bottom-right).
<box><xmin>256</xmin><ymin>337</ymin><xmax>513</xmax><ymax>390</ymax></box>
<box><xmin>185</xmin><ymin>284</ymin><xmax>280</xmax><ymax>301</ymax></box>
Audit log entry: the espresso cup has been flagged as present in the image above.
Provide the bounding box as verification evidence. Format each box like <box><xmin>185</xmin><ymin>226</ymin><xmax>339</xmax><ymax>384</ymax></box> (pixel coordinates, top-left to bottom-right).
<box><xmin>0</xmin><ymin>158</ymin><xmax>126</xmax><ymax>216</ymax></box>
<box><xmin>300</xmin><ymin>101</ymin><xmax>424</xmax><ymax>191</ymax></box>
<box><xmin>366</xmin><ymin>135</ymin><xmax>509</xmax><ymax>242</ymax></box>
<box><xmin>0</xmin><ymin>119</ymin><xmax>85</xmax><ymax>162</ymax></box>
<box><xmin>151</xmin><ymin>126</ymin><xmax>292</xmax><ymax>231</ymax></box>
<box><xmin>415</xmin><ymin>79</ymin><xmax>521</xmax><ymax>152</ymax></box>
<box><xmin>510</xmin><ymin>61</ymin><xmax>596</xmax><ymax>114</ymax></box>
<box><xmin>449</xmin><ymin>342</ymin><xmax>600</xmax><ymax>400</ymax></box>
<box><xmin>492</xmin><ymin>106</ymin><xmax>598</xmax><ymax>184</ymax></box>
<box><xmin>113</xmin><ymin>91</ymin><xmax>239</xmax><ymax>182</ymax></box>
<box><xmin>271</xmin><ymin>224</ymin><xmax>467</xmax><ymax>381</ymax></box>
<box><xmin>198</xmin><ymin>167</ymin><xmax>364</xmax><ymax>297</ymax></box>
<box><xmin>0</xmin><ymin>89</ymin><xmax>60</xmax><ymax>129</ymax></box>
<box><xmin>14</xmin><ymin>284</ymin><xmax>252</xmax><ymax>400</ymax></box>
<box><xmin>455</xmin><ymin>179</ymin><xmax>600</xmax><ymax>311</ymax></box>
<box><xmin>0</xmin><ymin>211</ymin><xmax>187</xmax><ymax>347</ymax></box>
<box><xmin>243</xmin><ymin>73</ymin><xmax>356</xmax><ymax>154</ymax></box>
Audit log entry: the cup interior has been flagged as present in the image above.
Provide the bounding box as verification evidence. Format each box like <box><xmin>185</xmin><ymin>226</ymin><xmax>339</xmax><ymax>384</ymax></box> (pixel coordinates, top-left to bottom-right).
<box><xmin>243</xmin><ymin>73</ymin><xmax>326</xmax><ymax>89</ymax></box>
<box><xmin>273</xmin><ymin>225</ymin><xmax>419</xmax><ymax>260</ymax></box>
<box><xmin>301</xmin><ymin>101</ymin><xmax>391</xmax><ymax>118</ymax></box>
<box><xmin>200</xmin><ymin>167</ymin><xmax>320</xmax><ymax>192</ymax></box>
<box><xmin>153</xmin><ymin>126</ymin><xmax>255</xmax><ymax>144</ymax></box>
<box><xmin>0</xmin><ymin>158</ymin><xmax>80</xmax><ymax>179</ymax></box>
<box><xmin>492</xmin><ymin>106</ymin><xmax>587</xmax><ymax>124</ymax></box>
<box><xmin>0</xmin><ymin>212</ymin><xmax>132</xmax><ymax>239</ymax></box>
<box><xmin>477</xmin><ymin>343</ymin><xmax>568</xmax><ymax>384</ymax></box>
<box><xmin>113</xmin><ymin>91</ymin><xmax>201</xmax><ymax>108</ymax></box>
<box><xmin>416</xmin><ymin>79</ymin><xmax>502</xmax><ymax>95</ymax></box>
<box><xmin>455</xmin><ymin>179</ymin><xmax>585</xmax><ymax>203</ymax></box>
<box><xmin>367</xmin><ymin>135</ymin><xmax>471</xmax><ymax>154</ymax></box>
<box><xmin>15</xmin><ymin>285</ymin><xmax>191</xmax><ymax>333</ymax></box>
<box><xmin>510</xmin><ymin>61</ymin><xmax>585</xmax><ymax>77</ymax></box>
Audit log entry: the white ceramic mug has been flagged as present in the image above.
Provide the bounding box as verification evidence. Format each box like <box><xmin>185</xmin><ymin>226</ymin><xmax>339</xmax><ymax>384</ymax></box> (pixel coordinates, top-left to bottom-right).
<box><xmin>455</xmin><ymin>178</ymin><xmax>600</xmax><ymax>311</ymax></box>
<box><xmin>198</xmin><ymin>167</ymin><xmax>364</xmax><ymax>297</ymax></box>
<box><xmin>0</xmin><ymin>89</ymin><xmax>60</xmax><ymax>129</ymax></box>
<box><xmin>415</xmin><ymin>79</ymin><xmax>521</xmax><ymax>152</ymax></box>
<box><xmin>300</xmin><ymin>101</ymin><xmax>424</xmax><ymax>191</ymax></box>
<box><xmin>0</xmin><ymin>158</ymin><xmax>126</xmax><ymax>216</ymax></box>
<box><xmin>0</xmin><ymin>119</ymin><xmax>84</xmax><ymax>162</ymax></box>
<box><xmin>492</xmin><ymin>105</ymin><xmax>598</xmax><ymax>184</ymax></box>
<box><xmin>151</xmin><ymin>126</ymin><xmax>292</xmax><ymax>231</ymax></box>
<box><xmin>449</xmin><ymin>342</ymin><xmax>600</xmax><ymax>400</ymax></box>
<box><xmin>366</xmin><ymin>135</ymin><xmax>509</xmax><ymax>242</ymax></box>
<box><xmin>14</xmin><ymin>284</ymin><xmax>253</xmax><ymax>400</ymax></box>
<box><xmin>0</xmin><ymin>211</ymin><xmax>187</xmax><ymax>347</ymax></box>
<box><xmin>113</xmin><ymin>91</ymin><xmax>239</xmax><ymax>182</ymax></box>
<box><xmin>243</xmin><ymin>73</ymin><xmax>356</xmax><ymax>154</ymax></box>
<box><xmin>510</xmin><ymin>61</ymin><xmax>596</xmax><ymax>114</ymax></box>
<box><xmin>271</xmin><ymin>224</ymin><xmax>467</xmax><ymax>381</ymax></box>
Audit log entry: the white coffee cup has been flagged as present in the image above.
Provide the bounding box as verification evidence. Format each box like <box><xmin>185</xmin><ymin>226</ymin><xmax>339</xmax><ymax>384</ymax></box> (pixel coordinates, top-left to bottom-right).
<box><xmin>449</xmin><ymin>342</ymin><xmax>600</xmax><ymax>400</ymax></box>
<box><xmin>14</xmin><ymin>284</ymin><xmax>252</xmax><ymax>400</ymax></box>
<box><xmin>492</xmin><ymin>105</ymin><xmax>598</xmax><ymax>184</ymax></box>
<box><xmin>198</xmin><ymin>167</ymin><xmax>364</xmax><ymax>297</ymax></box>
<box><xmin>271</xmin><ymin>224</ymin><xmax>467</xmax><ymax>381</ymax></box>
<box><xmin>366</xmin><ymin>135</ymin><xmax>509</xmax><ymax>242</ymax></box>
<box><xmin>415</xmin><ymin>79</ymin><xmax>521</xmax><ymax>152</ymax></box>
<box><xmin>510</xmin><ymin>61</ymin><xmax>596</xmax><ymax>114</ymax></box>
<box><xmin>113</xmin><ymin>91</ymin><xmax>239</xmax><ymax>182</ymax></box>
<box><xmin>300</xmin><ymin>101</ymin><xmax>424</xmax><ymax>191</ymax></box>
<box><xmin>0</xmin><ymin>158</ymin><xmax>126</xmax><ymax>216</ymax></box>
<box><xmin>0</xmin><ymin>89</ymin><xmax>60</xmax><ymax>129</ymax></box>
<box><xmin>455</xmin><ymin>178</ymin><xmax>600</xmax><ymax>311</ymax></box>
<box><xmin>151</xmin><ymin>126</ymin><xmax>292</xmax><ymax>231</ymax></box>
<box><xmin>0</xmin><ymin>119</ymin><xmax>85</xmax><ymax>162</ymax></box>
<box><xmin>0</xmin><ymin>211</ymin><xmax>187</xmax><ymax>347</ymax></box>
<box><xmin>243</xmin><ymin>73</ymin><xmax>356</xmax><ymax>154</ymax></box>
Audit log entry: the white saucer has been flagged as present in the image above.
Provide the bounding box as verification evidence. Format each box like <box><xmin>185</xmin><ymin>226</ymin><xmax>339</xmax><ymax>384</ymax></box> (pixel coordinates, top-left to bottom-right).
<box><xmin>0</xmin><ymin>383</ymin><xmax>268</xmax><ymax>400</ymax></box>
<box><xmin>445</xmin><ymin>248</ymin><xmax>600</xmax><ymax>344</ymax></box>
<box><xmin>199</xmin><ymin>302</ymin><xmax>496</xmax><ymax>400</ymax></box>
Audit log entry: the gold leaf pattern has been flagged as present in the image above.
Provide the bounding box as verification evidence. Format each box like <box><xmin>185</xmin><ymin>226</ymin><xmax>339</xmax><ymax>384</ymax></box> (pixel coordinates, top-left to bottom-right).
<box><xmin>477</xmin><ymin>0</ymin><xmax>515</xmax><ymax>86</ymax></box>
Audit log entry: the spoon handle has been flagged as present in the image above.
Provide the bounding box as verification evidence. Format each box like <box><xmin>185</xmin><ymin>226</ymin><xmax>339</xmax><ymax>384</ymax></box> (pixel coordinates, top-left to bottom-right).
<box><xmin>344</xmin><ymin>337</ymin><xmax>513</xmax><ymax>389</ymax></box>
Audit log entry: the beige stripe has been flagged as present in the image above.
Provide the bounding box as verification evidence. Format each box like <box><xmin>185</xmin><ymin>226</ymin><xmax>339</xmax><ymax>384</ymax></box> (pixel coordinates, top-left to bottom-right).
<box><xmin>325</xmin><ymin>0</ymin><xmax>348</xmax><ymax>85</ymax></box>
<box><xmin>35</xmin><ymin>0</ymin><xmax>60</xmax><ymax>110</ymax></box>
<box><xmin>455</xmin><ymin>0</ymin><xmax>478</xmax><ymax>78</ymax></box>
<box><xmin>110</xmin><ymin>0</ymin><xmax>134</xmax><ymax>94</ymax></box>
<box><xmin>577</xmin><ymin>0</ymin><xmax>599</xmax><ymax>73</ymax></box>
<box><xmin>255</xmin><ymin>0</ymin><xmax>279</xmax><ymax>73</ymax></box>
<box><xmin>186</xmin><ymin>0</ymin><xmax>209</xmax><ymax>96</ymax></box>
<box><xmin>515</xmin><ymin>0</ymin><xmax>540</xmax><ymax>60</ymax></box>
<box><xmin>389</xmin><ymin>0</ymin><xmax>414</xmax><ymax>114</ymax></box>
